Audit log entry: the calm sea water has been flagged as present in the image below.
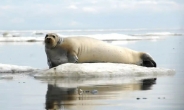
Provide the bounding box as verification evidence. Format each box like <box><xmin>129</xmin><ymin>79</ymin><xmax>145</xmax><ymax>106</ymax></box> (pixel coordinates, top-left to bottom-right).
<box><xmin>0</xmin><ymin>30</ymin><xmax>184</xmax><ymax>110</ymax></box>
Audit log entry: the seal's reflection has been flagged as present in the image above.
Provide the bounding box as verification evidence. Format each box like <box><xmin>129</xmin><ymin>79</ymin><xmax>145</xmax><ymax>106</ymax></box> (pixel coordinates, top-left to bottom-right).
<box><xmin>45</xmin><ymin>78</ymin><xmax>156</xmax><ymax>110</ymax></box>
<box><xmin>45</xmin><ymin>85</ymin><xmax>77</xmax><ymax>109</ymax></box>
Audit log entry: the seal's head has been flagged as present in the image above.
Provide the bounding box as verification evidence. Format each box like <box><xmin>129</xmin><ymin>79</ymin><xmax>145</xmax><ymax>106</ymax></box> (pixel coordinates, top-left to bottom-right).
<box><xmin>140</xmin><ymin>52</ymin><xmax>157</xmax><ymax>67</ymax></box>
<box><xmin>44</xmin><ymin>33</ymin><xmax>62</xmax><ymax>49</ymax></box>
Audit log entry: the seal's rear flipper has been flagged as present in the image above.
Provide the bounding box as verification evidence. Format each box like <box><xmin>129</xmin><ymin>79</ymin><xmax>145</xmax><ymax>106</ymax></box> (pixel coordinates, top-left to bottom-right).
<box><xmin>141</xmin><ymin>53</ymin><xmax>157</xmax><ymax>67</ymax></box>
<box><xmin>143</xmin><ymin>60</ymin><xmax>156</xmax><ymax>67</ymax></box>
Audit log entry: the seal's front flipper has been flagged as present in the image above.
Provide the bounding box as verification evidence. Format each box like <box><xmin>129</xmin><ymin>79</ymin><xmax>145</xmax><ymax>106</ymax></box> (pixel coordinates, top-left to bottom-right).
<box><xmin>68</xmin><ymin>52</ymin><xmax>78</xmax><ymax>63</ymax></box>
<box><xmin>47</xmin><ymin>57</ymin><xmax>53</xmax><ymax>69</ymax></box>
<box><xmin>47</xmin><ymin>57</ymin><xmax>58</xmax><ymax>69</ymax></box>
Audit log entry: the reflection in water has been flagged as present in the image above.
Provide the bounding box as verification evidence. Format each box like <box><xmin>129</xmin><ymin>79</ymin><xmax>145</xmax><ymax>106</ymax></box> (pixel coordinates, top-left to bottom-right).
<box><xmin>45</xmin><ymin>85</ymin><xmax>77</xmax><ymax>109</ymax></box>
<box><xmin>141</xmin><ymin>78</ymin><xmax>156</xmax><ymax>90</ymax></box>
<box><xmin>45</xmin><ymin>78</ymin><xmax>156</xmax><ymax>110</ymax></box>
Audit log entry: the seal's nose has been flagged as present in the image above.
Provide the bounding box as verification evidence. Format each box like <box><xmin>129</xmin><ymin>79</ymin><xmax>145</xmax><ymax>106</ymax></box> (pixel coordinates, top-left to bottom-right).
<box><xmin>46</xmin><ymin>37</ymin><xmax>51</xmax><ymax>43</ymax></box>
<box><xmin>46</xmin><ymin>37</ymin><xmax>51</xmax><ymax>40</ymax></box>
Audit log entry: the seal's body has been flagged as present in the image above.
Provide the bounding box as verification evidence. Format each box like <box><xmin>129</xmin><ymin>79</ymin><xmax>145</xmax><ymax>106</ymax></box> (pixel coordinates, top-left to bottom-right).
<box><xmin>45</xmin><ymin>33</ymin><xmax>156</xmax><ymax>68</ymax></box>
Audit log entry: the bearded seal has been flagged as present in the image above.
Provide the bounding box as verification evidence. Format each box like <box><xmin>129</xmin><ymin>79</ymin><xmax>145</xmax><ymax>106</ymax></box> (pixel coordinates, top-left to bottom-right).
<box><xmin>44</xmin><ymin>33</ymin><xmax>156</xmax><ymax>68</ymax></box>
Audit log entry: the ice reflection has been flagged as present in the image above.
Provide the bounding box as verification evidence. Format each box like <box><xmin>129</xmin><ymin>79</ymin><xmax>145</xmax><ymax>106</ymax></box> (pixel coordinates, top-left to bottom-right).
<box><xmin>44</xmin><ymin>77</ymin><xmax>156</xmax><ymax>110</ymax></box>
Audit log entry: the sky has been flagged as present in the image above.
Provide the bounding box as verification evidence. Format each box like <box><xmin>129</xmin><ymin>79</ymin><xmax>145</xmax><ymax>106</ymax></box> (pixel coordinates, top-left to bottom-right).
<box><xmin>0</xmin><ymin>0</ymin><xmax>183</xmax><ymax>30</ymax></box>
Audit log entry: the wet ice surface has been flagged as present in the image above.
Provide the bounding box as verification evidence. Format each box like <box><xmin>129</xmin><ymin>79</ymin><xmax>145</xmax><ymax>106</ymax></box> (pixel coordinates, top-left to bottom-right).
<box><xmin>0</xmin><ymin>33</ymin><xmax>184</xmax><ymax>110</ymax></box>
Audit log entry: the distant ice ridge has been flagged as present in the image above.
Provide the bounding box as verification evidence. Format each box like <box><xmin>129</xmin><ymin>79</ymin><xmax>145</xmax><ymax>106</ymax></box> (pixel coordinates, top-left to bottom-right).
<box><xmin>0</xmin><ymin>37</ymin><xmax>43</xmax><ymax>42</ymax></box>
<box><xmin>132</xmin><ymin>32</ymin><xmax>183</xmax><ymax>36</ymax></box>
<box><xmin>73</xmin><ymin>33</ymin><xmax>161</xmax><ymax>41</ymax></box>
<box><xmin>0</xmin><ymin>28</ymin><xmax>182</xmax><ymax>42</ymax></box>
<box><xmin>0</xmin><ymin>63</ymin><xmax>38</xmax><ymax>73</ymax></box>
<box><xmin>0</xmin><ymin>33</ymin><xmax>161</xmax><ymax>42</ymax></box>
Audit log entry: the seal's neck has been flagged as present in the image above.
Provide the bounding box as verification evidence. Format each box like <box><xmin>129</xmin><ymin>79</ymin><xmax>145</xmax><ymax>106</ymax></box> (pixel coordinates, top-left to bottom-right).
<box><xmin>56</xmin><ymin>37</ymin><xmax>63</xmax><ymax>46</ymax></box>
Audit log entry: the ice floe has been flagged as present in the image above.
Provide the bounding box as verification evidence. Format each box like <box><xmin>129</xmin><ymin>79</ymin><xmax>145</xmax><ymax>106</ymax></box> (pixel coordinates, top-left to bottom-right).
<box><xmin>34</xmin><ymin>63</ymin><xmax>175</xmax><ymax>78</ymax></box>
<box><xmin>0</xmin><ymin>63</ymin><xmax>38</xmax><ymax>73</ymax></box>
<box><xmin>0</xmin><ymin>63</ymin><xmax>175</xmax><ymax>80</ymax></box>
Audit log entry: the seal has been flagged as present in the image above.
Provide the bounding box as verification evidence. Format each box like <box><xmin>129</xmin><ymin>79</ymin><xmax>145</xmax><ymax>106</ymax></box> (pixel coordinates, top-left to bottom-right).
<box><xmin>44</xmin><ymin>33</ymin><xmax>156</xmax><ymax>68</ymax></box>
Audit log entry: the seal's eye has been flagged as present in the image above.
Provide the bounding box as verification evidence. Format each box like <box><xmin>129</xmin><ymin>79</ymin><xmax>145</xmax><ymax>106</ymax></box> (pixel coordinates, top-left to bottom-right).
<box><xmin>52</xmin><ymin>35</ymin><xmax>55</xmax><ymax>38</ymax></box>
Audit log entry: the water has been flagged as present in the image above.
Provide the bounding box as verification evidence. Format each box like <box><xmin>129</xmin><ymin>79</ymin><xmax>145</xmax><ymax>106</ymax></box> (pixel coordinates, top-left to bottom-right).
<box><xmin>0</xmin><ymin>29</ymin><xmax>184</xmax><ymax>110</ymax></box>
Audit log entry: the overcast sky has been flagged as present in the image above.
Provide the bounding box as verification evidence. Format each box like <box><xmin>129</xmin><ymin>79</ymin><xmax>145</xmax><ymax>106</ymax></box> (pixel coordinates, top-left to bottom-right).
<box><xmin>0</xmin><ymin>0</ymin><xmax>183</xmax><ymax>30</ymax></box>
